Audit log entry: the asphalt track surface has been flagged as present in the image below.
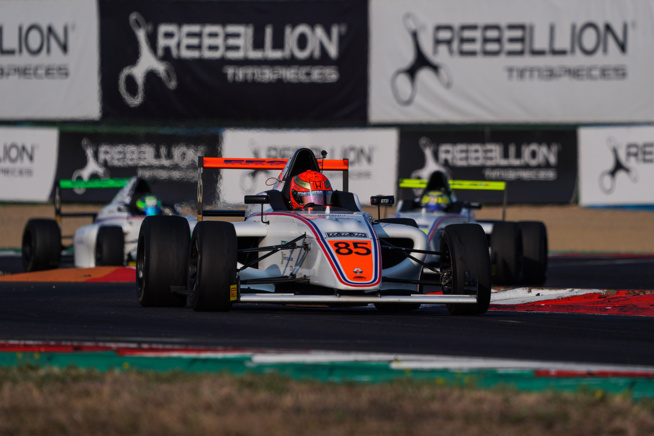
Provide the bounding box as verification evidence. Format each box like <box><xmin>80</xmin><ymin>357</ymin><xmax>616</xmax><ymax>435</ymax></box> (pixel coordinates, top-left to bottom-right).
<box><xmin>1</xmin><ymin>254</ymin><xmax>654</xmax><ymax>367</ymax></box>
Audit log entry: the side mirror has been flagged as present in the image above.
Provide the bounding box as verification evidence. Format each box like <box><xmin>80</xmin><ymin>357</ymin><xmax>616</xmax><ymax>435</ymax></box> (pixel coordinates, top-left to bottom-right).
<box><xmin>244</xmin><ymin>194</ymin><xmax>269</xmax><ymax>205</ymax></box>
<box><xmin>370</xmin><ymin>195</ymin><xmax>394</xmax><ymax>220</ymax></box>
<box><xmin>370</xmin><ymin>195</ymin><xmax>394</xmax><ymax>206</ymax></box>
<box><xmin>244</xmin><ymin>194</ymin><xmax>270</xmax><ymax>224</ymax></box>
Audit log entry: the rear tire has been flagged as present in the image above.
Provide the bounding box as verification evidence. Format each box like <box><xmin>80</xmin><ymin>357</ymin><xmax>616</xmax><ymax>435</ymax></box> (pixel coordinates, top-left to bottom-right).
<box><xmin>95</xmin><ymin>226</ymin><xmax>125</xmax><ymax>266</ymax></box>
<box><xmin>187</xmin><ymin>221</ymin><xmax>237</xmax><ymax>312</ymax></box>
<box><xmin>22</xmin><ymin>219</ymin><xmax>61</xmax><ymax>272</ymax></box>
<box><xmin>136</xmin><ymin>216</ymin><xmax>189</xmax><ymax>307</ymax></box>
<box><xmin>490</xmin><ymin>221</ymin><xmax>523</xmax><ymax>285</ymax></box>
<box><xmin>519</xmin><ymin>221</ymin><xmax>548</xmax><ymax>285</ymax></box>
<box><xmin>440</xmin><ymin>224</ymin><xmax>491</xmax><ymax>315</ymax></box>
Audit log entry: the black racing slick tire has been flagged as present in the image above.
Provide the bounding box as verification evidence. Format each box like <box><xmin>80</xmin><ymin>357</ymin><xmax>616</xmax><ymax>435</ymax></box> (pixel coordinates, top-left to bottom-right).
<box><xmin>95</xmin><ymin>226</ymin><xmax>125</xmax><ymax>266</ymax></box>
<box><xmin>136</xmin><ymin>216</ymin><xmax>189</xmax><ymax>307</ymax></box>
<box><xmin>519</xmin><ymin>221</ymin><xmax>548</xmax><ymax>285</ymax></box>
<box><xmin>490</xmin><ymin>221</ymin><xmax>523</xmax><ymax>285</ymax></box>
<box><xmin>21</xmin><ymin>219</ymin><xmax>61</xmax><ymax>272</ymax></box>
<box><xmin>187</xmin><ymin>221</ymin><xmax>237</xmax><ymax>312</ymax></box>
<box><xmin>440</xmin><ymin>224</ymin><xmax>491</xmax><ymax>315</ymax></box>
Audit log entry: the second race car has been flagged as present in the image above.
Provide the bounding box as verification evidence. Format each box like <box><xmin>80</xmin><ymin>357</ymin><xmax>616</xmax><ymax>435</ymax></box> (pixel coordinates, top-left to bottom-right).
<box><xmin>22</xmin><ymin>177</ymin><xmax>196</xmax><ymax>271</ymax></box>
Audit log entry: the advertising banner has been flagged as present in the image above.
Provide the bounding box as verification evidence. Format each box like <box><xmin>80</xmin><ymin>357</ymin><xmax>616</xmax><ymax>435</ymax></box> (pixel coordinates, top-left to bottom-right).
<box><xmin>0</xmin><ymin>127</ymin><xmax>58</xmax><ymax>202</ymax></box>
<box><xmin>398</xmin><ymin>130</ymin><xmax>577</xmax><ymax>204</ymax></box>
<box><xmin>220</xmin><ymin>128</ymin><xmax>398</xmax><ymax>205</ymax></box>
<box><xmin>56</xmin><ymin>132</ymin><xmax>220</xmax><ymax>204</ymax></box>
<box><xmin>579</xmin><ymin>126</ymin><xmax>654</xmax><ymax>206</ymax></box>
<box><xmin>100</xmin><ymin>0</ymin><xmax>367</xmax><ymax>122</ymax></box>
<box><xmin>370</xmin><ymin>0</ymin><xmax>654</xmax><ymax>124</ymax></box>
<box><xmin>0</xmin><ymin>0</ymin><xmax>100</xmax><ymax>120</ymax></box>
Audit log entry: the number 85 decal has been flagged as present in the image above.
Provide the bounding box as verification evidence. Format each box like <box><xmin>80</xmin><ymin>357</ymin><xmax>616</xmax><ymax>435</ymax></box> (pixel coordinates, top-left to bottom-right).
<box><xmin>330</xmin><ymin>241</ymin><xmax>372</xmax><ymax>256</ymax></box>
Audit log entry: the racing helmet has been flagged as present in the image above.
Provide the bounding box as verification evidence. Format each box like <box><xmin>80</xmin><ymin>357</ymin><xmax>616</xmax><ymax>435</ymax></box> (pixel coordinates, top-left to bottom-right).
<box><xmin>289</xmin><ymin>170</ymin><xmax>333</xmax><ymax>209</ymax></box>
<box><xmin>420</xmin><ymin>190</ymin><xmax>450</xmax><ymax>212</ymax></box>
<box><xmin>136</xmin><ymin>194</ymin><xmax>163</xmax><ymax>216</ymax></box>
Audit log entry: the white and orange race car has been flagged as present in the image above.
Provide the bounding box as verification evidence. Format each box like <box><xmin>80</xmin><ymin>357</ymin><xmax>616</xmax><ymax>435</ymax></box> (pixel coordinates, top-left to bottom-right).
<box><xmin>136</xmin><ymin>148</ymin><xmax>492</xmax><ymax>315</ymax></box>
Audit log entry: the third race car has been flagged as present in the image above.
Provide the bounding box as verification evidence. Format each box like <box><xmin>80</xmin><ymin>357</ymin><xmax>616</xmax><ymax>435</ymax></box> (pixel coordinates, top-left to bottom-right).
<box><xmin>393</xmin><ymin>170</ymin><xmax>548</xmax><ymax>286</ymax></box>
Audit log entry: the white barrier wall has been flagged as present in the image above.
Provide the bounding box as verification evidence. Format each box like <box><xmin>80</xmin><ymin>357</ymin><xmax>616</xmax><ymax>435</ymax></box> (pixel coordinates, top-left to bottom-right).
<box><xmin>579</xmin><ymin>126</ymin><xmax>654</xmax><ymax>206</ymax></box>
<box><xmin>370</xmin><ymin>0</ymin><xmax>654</xmax><ymax>124</ymax></box>
<box><xmin>0</xmin><ymin>0</ymin><xmax>100</xmax><ymax>120</ymax></box>
<box><xmin>221</xmin><ymin>129</ymin><xmax>399</xmax><ymax>205</ymax></box>
<box><xmin>0</xmin><ymin>127</ymin><xmax>59</xmax><ymax>202</ymax></box>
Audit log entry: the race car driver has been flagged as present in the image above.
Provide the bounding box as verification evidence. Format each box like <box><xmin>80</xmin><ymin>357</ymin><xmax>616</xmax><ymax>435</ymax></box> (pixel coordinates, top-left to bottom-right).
<box><xmin>136</xmin><ymin>194</ymin><xmax>163</xmax><ymax>216</ymax></box>
<box><xmin>289</xmin><ymin>170</ymin><xmax>333</xmax><ymax>209</ymax></box>
<box><xmin>420</xmin><ymin>190</ymin><xmax>451</xmax><ymax>213</ymax></box>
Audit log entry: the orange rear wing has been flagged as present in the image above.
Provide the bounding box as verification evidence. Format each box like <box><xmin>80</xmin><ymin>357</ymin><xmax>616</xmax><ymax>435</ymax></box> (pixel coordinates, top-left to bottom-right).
<box><xmin>197</xmin><ymin>157</ymin><xmax>350</xmax><ymax>221</ymax></box>
<box><xmin>202</xmin><ymin>157</ymin><xmax>349</xmax><ymax>172</ymax></box>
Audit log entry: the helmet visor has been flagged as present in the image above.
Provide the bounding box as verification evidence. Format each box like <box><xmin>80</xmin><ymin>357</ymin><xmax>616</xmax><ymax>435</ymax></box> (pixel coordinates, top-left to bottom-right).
<box><xmin>295</xmin><ymin>190</ymin><xmax>332</xmax><ymax>206</ymax></box>
<box><xmin>144</xmin><ymin>205</ymin><xmax>161</xmax><ymax>216</ymax></box>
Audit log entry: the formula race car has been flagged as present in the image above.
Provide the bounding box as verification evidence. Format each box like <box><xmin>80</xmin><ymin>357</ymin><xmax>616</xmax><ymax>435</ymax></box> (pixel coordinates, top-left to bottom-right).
<box><xmin>22</xmin><ymin>177</ymin><xmax>195</xmax><ymax>271</ymax></box>
<box><xmin>136</xmin><ymin>148</ymin><xmax>493</xmax><ymax>315</ymax></box>
<box><xmin>393</xmin><ymin>171</ymin><xmax>548</xmax><ymax>286</ymax></box>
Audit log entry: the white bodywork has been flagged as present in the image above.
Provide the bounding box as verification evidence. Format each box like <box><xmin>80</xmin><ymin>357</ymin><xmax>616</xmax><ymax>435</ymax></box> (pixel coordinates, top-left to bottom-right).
<box><xmin>73</xmin><ymin>177</ymin><xmax>196</xmax><ymax>268</ymax></box>
<box><xmin>73</xmin><ymin>215</ymin><xmax>144</xmax><ymax>268</ymax></box>
<box><xmin>235</xmin><ymin>202</ymin><xmax>428</xmax><ymax>294</ymax></box>
<box><xmin>394</xmin><ymin>199</ymin><xmax>495</xmax><ymax>264</ymax></box>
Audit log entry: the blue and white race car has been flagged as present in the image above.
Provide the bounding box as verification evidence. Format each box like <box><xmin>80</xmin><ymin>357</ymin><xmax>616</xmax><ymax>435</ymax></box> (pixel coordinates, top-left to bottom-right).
<box><xmin>136</xmin><ymin>148</ymin><xmax>493</xmax><ymax>314</ymax></box>
<box><xmin>393</xmin><ymin>171</ymin><xmax>548</xmax><ymax>286</ymax></box>
<box><xmin>22</xmin><ymin>177</ymin><xmax>195</xmax><ymax>271</ymax></box>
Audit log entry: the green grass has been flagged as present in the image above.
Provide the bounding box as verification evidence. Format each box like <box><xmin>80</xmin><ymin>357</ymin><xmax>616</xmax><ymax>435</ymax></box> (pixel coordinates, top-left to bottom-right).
<box><xmin>1</xmin><ymin>366</ymin><xmax>653</xmax><ymax>435</ymax></box>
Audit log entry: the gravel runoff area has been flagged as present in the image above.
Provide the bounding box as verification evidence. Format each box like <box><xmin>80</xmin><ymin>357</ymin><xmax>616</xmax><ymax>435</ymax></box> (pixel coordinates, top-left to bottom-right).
<box><xmin>1</xmin><ymin>203</ymin><xmax>653</xmax><ymax>254</ymax></box>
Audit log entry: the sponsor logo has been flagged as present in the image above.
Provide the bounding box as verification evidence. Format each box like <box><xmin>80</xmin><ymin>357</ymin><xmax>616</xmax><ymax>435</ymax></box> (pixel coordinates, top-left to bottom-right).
<box><xmin>240</xmin><ymin>141</ymin><xmax>376</xmax><ymax>190</ymax></box>
<box><xmin>0</xmin><ymin>141</ymin><xmax>37</xmax><ymax>177</ymax></box>
<box><xmin>119</xmin><ymin>13</ymin><xmax>177</xmax><ymax>107</ymax></box>
<box><xmin>119</xmin><ymin>11</ymin><xmax>347</xmax><ymax>106</ymax></box>
<box><xmin>326</xmin><ymin>232</ymin><xmax>367</xmax><ymax>238</ymax></box>
<box><xmin>433</xmin><ymin>22</ymin><xmax>627</xmax><ymax>58</ymax></box>
<box><xmin>392</xmin><ymin>13</ymin><xmax>452</xmax><ymax>106</ymax></box>
<box><xmin>413</xmin><ymin>136</ymin><xmax>561</xmax><ymax>182</ymax></box>
<box><xmin>410</xmin><ymin>137</ymin><xmax>450</xmax><ymax>188</ymax></box>
<box><xmin>71</xmin><ymin>139</ymin><xmax>109</xmax><ymax>193</ymax></box>
<box><xmin>598</xmin><ymin>137</ymin><xmax>644</xmax><ymax>194</ymax></box>
<box><xmin>0</xmin><ymin>22</ymin><xmax>71</xmax><ymax>80</ymax></box>
<box><xmin>70</xmin><ymin>137</ymin><xmax>209</xmax><ymax>193</ymax></box>
<box><xmin>392</xmin><ymin>12</ymin><xmax>631</xmax><ymax>105</ymax></box>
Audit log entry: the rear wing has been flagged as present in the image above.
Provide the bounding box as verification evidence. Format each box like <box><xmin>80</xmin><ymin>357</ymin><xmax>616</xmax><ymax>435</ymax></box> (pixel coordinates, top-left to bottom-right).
<box><xmin>54</xmin><ymin>178</ymin><xmax>131</xmax><ymax>225</ymax></box>
<box><xmin>399</xmin><ymin>178</ymin><xmax>508</xmax><ymax>220</ymax></box>
<box><xmin>197</xmin><ymin>157</ymin><xmax>350</xmax><ymax>221</ymax></box>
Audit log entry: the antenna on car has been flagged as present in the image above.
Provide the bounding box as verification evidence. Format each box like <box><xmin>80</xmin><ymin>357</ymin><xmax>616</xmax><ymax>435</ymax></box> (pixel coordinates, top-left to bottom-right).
<box><xmin>319</xmin><ymin>150</ymin><xmax>327</xmax><ymax>172</ymax></box>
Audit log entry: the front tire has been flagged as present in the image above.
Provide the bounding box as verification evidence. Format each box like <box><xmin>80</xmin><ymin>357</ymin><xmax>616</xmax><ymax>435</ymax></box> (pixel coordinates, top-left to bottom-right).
<box><xmin>490</xmin><ymin>221</ymin><xmax>523</xmax><ymax>285</ymax></box>
<box><xmin>95</xmin><ymin>226</ymin><xmax>125</xmax><ymax>266</ymax></box>
<box><xmin>440</xmin><ymin>224</ymin><xmax>491</xmax><ymax>315</ymax></box>
<box><xmin>136</xmin><ymin>216</ymin><xmax>189</xmax><ymax>307</ymax></box>
<box><xmin>187</xmin><ymin>221</ymin><xmax>237</xmax><ymax>312</ymax></box>
<box><xmin>519</xmin><ymin>221</ymin><xmax>548</xmax><ymax>285</ymax></box>
<box><xmin>22</xmin><ymin>219</ymin><xmax>61</xmax><ymax>272</ymax></box>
